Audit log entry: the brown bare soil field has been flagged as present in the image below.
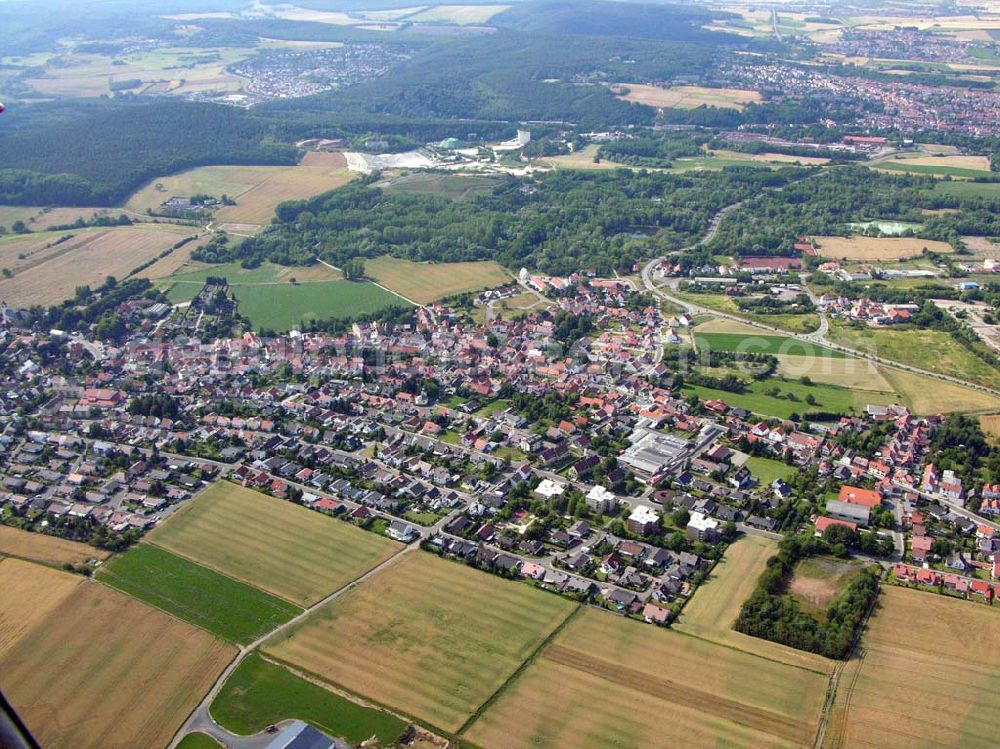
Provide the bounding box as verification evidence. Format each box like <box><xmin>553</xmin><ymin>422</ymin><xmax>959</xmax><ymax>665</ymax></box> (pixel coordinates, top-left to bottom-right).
<box><xmin>813</xmin><ymin>235</ymin><xmax>953</xmax><ymax>261</ymax></box>
<box><xmin>300</xmin><ymin>151</ymin><xmax>348</xmax><ymax>168</ymax></box>
<box><xmin>0</xmin><ymin>580</ymin><xmax>236</xmax><ymax>749</ymax></box>
<box><xmin>615</xmin><ymin>83</ymin><xmax>761</xmax><ymax>110</ymax></box>
<box><xmin>980</xmin><ymin>413</ymin><xmax>1000</xmax><ymax>441</ymax></box>
<box><xmin>824</xmin><ymin>586</ymin><xmax>1000</xmax><ymax>749</ymax></box>
<box><xmin>962</xmin><ymin>235</ymin><xmax>1000</xmax><ymax>259</ymax></box>
<box><xmin>467</xmin><ymin>608</ymin><xmax>830</xmax><ymax>749</ymax></box>
<box><xmin>0</xmin><ymin>225</ymin><xmax>194</xmax><ymax>306</ymax></box>
<box><xmin>789</xmin><ymin>557</ymin><xmax>865</xmax><ymax>617</ymax></box>
<box><xmin>0</xmin><ymin>559</ymin><xmax>81</xmax><ymax>657</ymax></box>
<box><xmin>0</xmin><ymin>526</ymin><xmax>110</xmax><ymax>567</ymax></box>
<box><xmin>212</xmin><ymin>167</ymin><xmax>354</xmax><ymax>228</ymax></box>
<box><xmin>265</xmin><ymin>552</ymin><xmax>577</xmax><ymax>732</ymax></box>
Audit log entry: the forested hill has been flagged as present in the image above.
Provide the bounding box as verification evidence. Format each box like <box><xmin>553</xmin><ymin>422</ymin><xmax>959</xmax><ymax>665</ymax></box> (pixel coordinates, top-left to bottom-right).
<box><xmin>192</xmin><ymin>167</ymin><xmax>800</xmax><ymax>275</ymax></box>
<box><xmin>0</xmin><ymin>102</ymin><xmax>298</xmax><ymax>206</ymax></box>
<box><xmin>493</xmin><ymin>0</ymin><xmax>735</xmax><ymax>43</ymax></box>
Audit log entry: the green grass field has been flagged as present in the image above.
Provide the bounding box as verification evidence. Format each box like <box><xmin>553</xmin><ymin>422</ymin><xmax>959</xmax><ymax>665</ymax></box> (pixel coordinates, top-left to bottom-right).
<box><xmin>828</xmin><ymin>322</ymin><xmax>1000</xmax><ymax>389</ymax></box>
<box><xmin>745</xmin><ymin>456</ymin><xmax>797</xmax><ymax>485</ymax></box>
<box><xmin>680</xmin><ymin>293</ymin><xmax>820</xmax><ymax>333</ymax></box>
<box><xmin>364</xmin><ymin>256</ymin><xmax>509</xmax><ymax>304</ymax></box>
<box><xmin>875</xmin><ymin>162</ymin><xmax>994</xmax><ymax>178</ymax></box>
<box><xmin>149</xmin><ymin>482</ymin><xmax>400</xmax><ymax>607</ymax></box>
<box><xmin>264</xmin><ymin>552</ymin><xmax>578</xmax><ymax>732</ymax></box>
<box><xmin>694</xmin><ymin>332</ymin><xmax>845</xmax><ymax>358</ymax></box>
<box><xmin>176</xmin><ymin>733</ymin><xmax>222</xmax><ymax>749</ymax></box>
<box><xmin>684</xmin><ymin>377</ymin><xmax>894</xmax><ymax>419</ymax></box>
<box><xmin>934</xmin><ymin>181</ymin><xmax>1000</xmax><ymax>199</ymax></box>
<box><xmin>211</xmin><ymin>653</ymin><xmax>406</xmax><ymax>745</ymax></box>
<box><xmin>232</xmin><ymin>280</ymin><xmax>405</xmax><ymax>331</ymax></box>
<box><xmin>160</xmin><ymin>259</ymin><xmax>406</xmax><ymax>330</ymax></box>
<box><xmin>98</xmin><ymin>543</ymin><xmax>301</xmax><ymax>644</ymax></box>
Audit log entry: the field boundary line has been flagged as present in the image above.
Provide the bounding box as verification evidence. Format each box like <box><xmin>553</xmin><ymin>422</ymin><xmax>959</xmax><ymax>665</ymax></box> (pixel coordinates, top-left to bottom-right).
<box><xmin>670</xmin><ymin>626</ymin><xmax>834</xmax><ymax>676</ymax></box>
<box><xmin>144</xmin><ymin>538</ymin><xmax>305</xmax><ymax>608</ymax></box>
<box><xmin>165</xmin><ymin>541</ymin><xmax>414</xmax><ymax>749</ymax></box>
<box><xmin>456</xmin><ymin>603</ymin><xmax>582</xmax><ymax>737</ymax></box>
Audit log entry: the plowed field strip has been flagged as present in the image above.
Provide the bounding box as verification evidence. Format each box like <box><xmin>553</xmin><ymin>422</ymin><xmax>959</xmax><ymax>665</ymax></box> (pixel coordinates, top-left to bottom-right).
<box><xmin>543</xmin><ymin>644</ymin><xmax>813</xmax><ymax>745</ymax></box>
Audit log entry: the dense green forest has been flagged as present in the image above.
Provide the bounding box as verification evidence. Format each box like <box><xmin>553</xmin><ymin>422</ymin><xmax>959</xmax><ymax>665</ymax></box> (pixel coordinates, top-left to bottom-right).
<box><xmin>0</xmin><ymin>102</ymin><xmax>298</xmax><ymax>205</ymax></box>
<box><xmin>705</xmin><ymin>167</ymin><xmax>1000</xmax><ymax>256</ymax></box>
<box><xmin>193</xmin><ymin>167</ymin><xmax>800</xmax><ymax>274</ymax></box>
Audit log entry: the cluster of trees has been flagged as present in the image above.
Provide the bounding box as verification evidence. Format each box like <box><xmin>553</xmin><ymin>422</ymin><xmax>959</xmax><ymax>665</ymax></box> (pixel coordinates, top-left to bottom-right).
<box><xmin>0</xmin><ymin>101</ymin><xmax>298</xmax><ymax>205</ymax></box>
<box><xmin>705</xmin><ymin>166</ymin><xmax>1000</xmax><ymax>257</ymax></box>
<box><xmin>195</xmin><ymin>167</ymin><xmax>799</xmax><ymax>276</ymax></box>
<box><xmin>598</xmin><ymin>131</ymin><xmax>707</xmax><ymax>168</ymax></box>
<box><xmin>734</xmin><ymin>533</ymin><xmax>881</xmax><ymax>659</ymax></box>
<box><xmin>127</xmin><ymin>394</ymin><xmax>180</xmax><ymax>419</ymax></box>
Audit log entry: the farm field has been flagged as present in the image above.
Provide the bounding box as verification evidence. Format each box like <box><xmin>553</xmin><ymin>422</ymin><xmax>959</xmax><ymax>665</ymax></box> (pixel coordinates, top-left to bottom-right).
<box><xmin>962</xmin><ymin>235</ymin><xmax>1000</xmax><ymax>258</ymax></box>
<box><xmin>0</xmin><ymin>559</ymin><xmax>82</xmax><ymax>657</ymax></box>
<box><xmin>264</xmin><ymin>552</ymin><xmax>578</xmax><ymax>732</ymax></box>
<box><xmin>981</xmin><ymin>413</ymin><xmax>1000</xmax><ymax>441</ymax></box>
<box><xmin>22</xmin><ymin>46</ymin><xmax>252</xmax><ymax>98</ymax></box>
<box><xmin>789</xmin><ymin>557</ymin><xmax>866</xmax><ymax>621</ymax></box>
<box><xmin>695</xmin><ymin>330</ymin><xmax>845</xmax><ymax>357</ymax></box>
<box><xmin>812</xmin><ymin>235</ymin><xmax>953</xmax><ymax>260</ymax></box>
<box><xmin>158</xmin><ymin>259</ymin><xmax>406</xmax><ymax>329</ymax></box>
<box><xmin>536</xmin><ymin>144</ymin><xmax>635</xmax><ymax>170</ymax></box>
<box><xmin>0</xmin><ymin>206</ymin><xmax>114</xmax><ymax>232</ymax></box>
<box><xmin>466</xmin><ymin>607</ymin><xmax>831</xmax><ymax>749</ymax></box>
<box><xmin>775</xmin><ymin>354</ymin><xmax>896</xmax><ymax>392</ymax></box>
<box><xmin>407</xmin><ymin>4</ymin><xmax>510</xmax><ymax>24</ymax></box>
<box><xmin>707</xmin><ymin>148</ymin><xmax>830</xmax><ymax>165</ymax></box>
<box><xmin>684</xmin><ymin>377</ymin><xmax>893</xmax><ymax>419</ymax></box>
<box><xmin>0</xmin><ymin>574</ymin><xmax>235</xmax><ymax>749</ymax></box>
<box><xmin>365</xmin><ymin>256</ymin><xmax>509</xmax><ymax>303</ymax></box>
<box><xmin>823</xmin><ymin>586</ymin><xmax>1000</xmax><ymax>749</ymax></box>
<box><xmin>98</xmin><ymin>543</ymin><xmax>301</xmax><ymax>644</ymax></box>
<box><xmin>0</xmin><ymin>525</ymin><xmax>109</xmax><ymax>567</ymax></box>
<box><xmin>126</xmin><ymin>161</ymin><xmax>355</xmax><ymax>230</ymax></box>
<box><xmin>937</xmin><ymin>181</ymin><xmax>1000</xmax><ymax>199</ymax></box>
<box><xmin>232</xmin><ymin>279</ymin><xmax>405</xmax><ymax>331</ymax></box>
<box><xmin>614</xmin><ymin>83</ymin><xmax>761</xmax><ymax>110</ymax></box>
<box><xmin>679</xmin><ymin>292</ymin><xmax>820</xmax><ymax>332</ymax></box>
<box><xmin>0</xmin><ymin>224</ymin><xmax>196</xmax><ymax>306</ymax></box>
<box><xmin>746</xmin><ymin>456</ymin><xmax>797</xmax><ymax>485</ymax></box>
<box><xmin>149</xmin><ymin>481</ymin><xmax>399</xmax><ymax>606</ymax></box>
<box><xmin>211</xmin><ymin>653</ymin><xmax>407</xmax><ymax>745</ymax></box>
<box><xmin>881</xmin><ymin>366</ymin><xmax>1000</xmax><ymax>413</ymax></box>
<box><xmin>379</xmin><ymin>171</ymin><xmax>503</xmax><ymax>201</ymax></box>
<box><xmin>828</xmin><ymin>323</ymin><xmax>1000</xmax><ymax>389</ymax></box>
<box><xmin>674</xmin><ymin>536</ymin><xmax>837</xmax><ymax>673</ymax></box>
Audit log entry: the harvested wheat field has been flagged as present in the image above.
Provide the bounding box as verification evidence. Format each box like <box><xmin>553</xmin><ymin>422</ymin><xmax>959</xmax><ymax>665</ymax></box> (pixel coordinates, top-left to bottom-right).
<box><xmin>675</xmin><ymin>535</ymin><xmax>836</xmax><ymax>673</ymax></box>
<box><xmin>0</xmin><ymin>559</ymin><xmax>81</xmax><ymax>657</ymax></box>
<box><xmin>980</xmin><ymin>413</ymin><xmax>1000</xmax><ymax>441</ymax></box>
<box><xmin>0</xmin><ymin>525</ymin><xmax>110</xmax><ymax>567</ymax></box>
<box><xmin>265</xmin><ymin>552</ymin><xmax>578</xmax><ymax>732</ymax></box>
<box><xmin>0</xmin><ymin>225</ymin><xmax>195</xmax><ymax>306</ymax></box>
<box><xmin>149</xmin><ymin>481</ymin><xmax>399</xmax><ymax>606</ymax></box>
<box><xmin>881</xmin><ymin>365</ymin><xmax>1000</xmax><ymax>414</ymax></box>
<box><xmin>776</xmin><ymin>354</ymin><xmax>896</xmax><ymax>392</ymax></box>
<box><xmin>824</xmin><ymin>586</ymin><xmax>1000</xmax><ymax>749</ymax></box>
<box><xmin>466</xmin><ymin>607</ymin><xmax>831</xmax><ymax>749</ymax></box>
<box><xmin>813</xmin><ymin>235</ymin><xmax>953</xmax><ymax>261</ymax></box>
<box><xmin>615</xmin><ymin>83</ymin><xmax>761</xmax><ymax>110</ymax></box>
<box><xmin>0</xmin><ymin>576</ymin><xmax>235</xmax><ymax>749</ymax></box>
<box><xmin>365</xmin><ymin>256</ymin><xmax>510</xmax><ymax>303</ymax></box>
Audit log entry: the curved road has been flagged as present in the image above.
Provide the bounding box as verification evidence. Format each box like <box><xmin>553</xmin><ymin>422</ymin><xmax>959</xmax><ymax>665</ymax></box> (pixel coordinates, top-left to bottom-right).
<box><xmin>640</xmin><ymin>201</ymin><xmax>1000</xmax><ymax>399</ymax></box>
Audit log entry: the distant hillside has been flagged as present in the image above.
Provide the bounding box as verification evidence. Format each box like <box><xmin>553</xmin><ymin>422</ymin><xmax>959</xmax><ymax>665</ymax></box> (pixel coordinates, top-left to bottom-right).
<box><xmin>0</xmin><ymin>102</ymin><xmax>298</xmax><ymax>206</ymax></box>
